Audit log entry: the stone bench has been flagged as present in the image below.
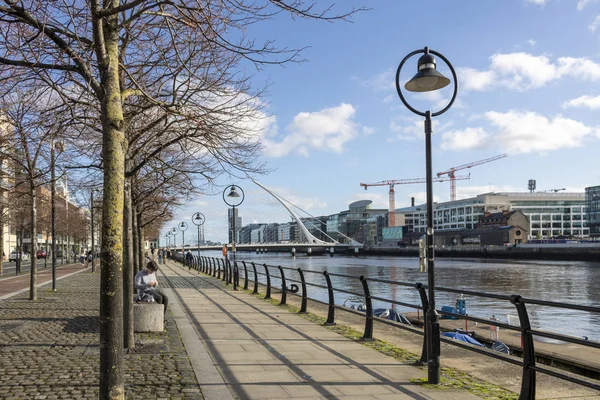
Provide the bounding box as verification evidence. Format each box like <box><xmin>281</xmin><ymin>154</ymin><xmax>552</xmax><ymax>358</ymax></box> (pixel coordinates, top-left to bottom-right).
<box><xmin>133</xmin><ymin>300</ymin><xmax>164</xmax><ymax>332</ymax></box>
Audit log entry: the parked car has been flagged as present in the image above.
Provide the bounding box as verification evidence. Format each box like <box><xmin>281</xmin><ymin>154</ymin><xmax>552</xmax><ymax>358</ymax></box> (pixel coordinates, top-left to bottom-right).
<box><xmin>36</xmin><ymin>249</ymin><xmax>47</xmax><ymax>259</ymax></box>
<box><xmin>9</xmin><ymin>252</ymin><xmax>30</xmax><ymax>262</ymax></box>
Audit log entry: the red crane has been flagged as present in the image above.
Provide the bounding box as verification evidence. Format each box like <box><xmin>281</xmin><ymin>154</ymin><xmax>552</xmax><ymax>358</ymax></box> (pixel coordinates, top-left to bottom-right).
<box><xmin>437</xmin><ymin>154</ymin><xmax>507</xmax><ymax>201</ymax></box>
<box><xmin>360</xmin><ymin>175</ymin><xmax>470</xmax><ymax>227</ymax></box>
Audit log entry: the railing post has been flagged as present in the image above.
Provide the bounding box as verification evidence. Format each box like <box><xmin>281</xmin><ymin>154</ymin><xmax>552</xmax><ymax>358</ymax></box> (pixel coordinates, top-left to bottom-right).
<box><xmin>510</xmin><ymin>295</ymin><xmax>536</xmax><ymax>400</ymax></box>
<box><xmin>359</xmin><ymin>276</ymin><xmax>374</xmax><ymax>341</ymax></box>
<box><xmin>415</xmin><ymin>283</ymin><xmax>429</xmax><ymax>365</ymax></box>
<box><xmin>298</xmin><ymin>268</ymin><xmax>308</xmax><ymax>314</ymax></box>
<box><xmin>278</xmin><ymin>266</ymin><xmax>287</xmax><ymax>306</ymax></box>
<box><xmin>222</xmin><ymin>258</ymin><xmax>227</xmax><ymax>282</ymax></box>
<box><xmin>264</xmin><ymin>263</ymin><xmax>271</xmax><ymax>299</ymax></box>
<box><xmin>323</xmin><ymin>271</ymin><xmax>336</xmax><ymax>326</ymax></box>
<box><xmin>229</xmin><ymin>259</ymin><xmax>234</xmax><ymax>285</ymax></box>
<box><xmin>242</xmin><ymin>261</ymin><xmax>249</xmax><ymax>290</ymax></box>
<box><xmin>216</xmin><ymin>258</ymin><xmax>221</xmax><ymax>279</ymax></box>
<box><xmin>212</xmin><ymin>258</ymin><xmax>216</xmax><ymax>277</ymax></box>
<box><xmin>201</xmin><ymin>257</ymin><xmax>205</xmax><ymax>273</ymax></box>
<box><xmin>251</xmin><ymin>262</ymin><xmax>258</xmax><ymax>294</ymax></box>
<box><xmin>233</xmin><ymin>261</ymin><xmax>239</xmax><ymax>291</ymax></box>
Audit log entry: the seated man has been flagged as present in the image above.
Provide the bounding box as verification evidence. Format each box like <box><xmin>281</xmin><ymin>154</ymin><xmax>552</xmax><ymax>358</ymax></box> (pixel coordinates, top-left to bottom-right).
<box><xmin>135</xmin><ymin>261</ymin><xmax>168</xmax><ymax>318</ymax></box>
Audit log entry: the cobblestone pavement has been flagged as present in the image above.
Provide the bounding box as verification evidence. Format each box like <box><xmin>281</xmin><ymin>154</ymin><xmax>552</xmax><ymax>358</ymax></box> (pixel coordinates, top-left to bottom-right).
<box><xmin>0</xmin><ymin>270</ymin><xmax>203</xmax><ymax>399</ymax></box>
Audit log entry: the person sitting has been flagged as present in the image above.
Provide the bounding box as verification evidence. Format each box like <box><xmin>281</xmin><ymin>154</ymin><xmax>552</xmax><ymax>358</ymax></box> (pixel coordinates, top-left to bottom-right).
<box><xmin>134</xmin><ymin>260</ymin><xmax>168</xmax><ymax>318</ymax></box>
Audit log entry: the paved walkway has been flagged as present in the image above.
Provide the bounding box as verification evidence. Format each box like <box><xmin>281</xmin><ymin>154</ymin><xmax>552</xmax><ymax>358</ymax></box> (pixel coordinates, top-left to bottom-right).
<box><xmin>0</xmin><ymin>262</ymin><xmax>89</xmax><ymax>299</ymax></box>
<box><xmin>160</xmin><ymin>261</ymin><xmax>481</xmax><ymax>399</ymax></box>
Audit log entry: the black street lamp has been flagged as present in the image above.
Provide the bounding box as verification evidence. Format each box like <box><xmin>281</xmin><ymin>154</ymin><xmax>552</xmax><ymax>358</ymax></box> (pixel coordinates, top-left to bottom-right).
<box><xmin>192</xmin><ymin>212</ymin><xmax>205</xmax><ymax>258</ymax></box>
<box><xmin>171</xmin><ymin>227</ymin><xmax>178</xmax><ymax>252</ymax></box>
<box><xmin>50</xmin><ymin>138</ymin><xmax>64</xmax><ymax>290</ymax></box>
<box><xmin>90</xmin><ymin>188</ymin><xmax>99</xmax><ymax>273</ymax></box>
<box><xmin>179</xmin><ymin>222</ymin><xmax>188</xmax><ymax>265</ymax></box>
<box><xmin>166</xmin><ymin>231</ymin><xmax>172</xmax><ymax>248</ymax></box>
<box><xmin>223</xmin><ymin>185</ymin><xmax>244</xmax><ymax>260</ymax></box>
<box><xmin>395</xmin><ymin>46</ymin><xmax>457</xmax><ymax>384</ymax></box>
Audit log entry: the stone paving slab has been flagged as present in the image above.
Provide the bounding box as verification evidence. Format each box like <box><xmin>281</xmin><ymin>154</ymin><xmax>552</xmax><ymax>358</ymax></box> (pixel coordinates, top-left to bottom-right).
<box><xmin>160</xmin><ymin>261</ymin><xmax>482</xmax><ymax>400</ymax></box>
<box><xmin>0</xmin><ymin>269</ymin><xmax>203</xmax><ymax>399</ymax></box>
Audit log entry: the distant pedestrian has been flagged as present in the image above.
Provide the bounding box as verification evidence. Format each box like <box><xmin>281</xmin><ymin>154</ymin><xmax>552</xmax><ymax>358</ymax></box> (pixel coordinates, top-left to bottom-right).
<box><xmin>157</xmin><ymin>248</ymin><xmax>163</xmax><ymax>264</ymax></box>
<box><xmin>185</xmin><ymin>250</ymin><xmax>193</xmax><ymax>270</ymax></box>
<box><xmin>79</xmin><ymin>251</ymin><xmax>85</xmax><ymax>264</ymax></box>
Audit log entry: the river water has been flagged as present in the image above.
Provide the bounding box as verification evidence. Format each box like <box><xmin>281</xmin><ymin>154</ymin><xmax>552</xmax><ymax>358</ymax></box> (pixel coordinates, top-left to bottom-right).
<box><xmin>199</xmin><ymin>250</ymin><xmax>600</xmax><ymax>341</ymax></box>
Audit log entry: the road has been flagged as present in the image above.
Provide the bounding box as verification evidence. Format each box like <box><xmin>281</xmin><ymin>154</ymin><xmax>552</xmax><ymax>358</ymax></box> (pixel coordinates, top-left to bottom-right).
<box><xmin>0</xmin><ymin>258</ymin><xmax>78</xmax><ymax>277</ymax></box>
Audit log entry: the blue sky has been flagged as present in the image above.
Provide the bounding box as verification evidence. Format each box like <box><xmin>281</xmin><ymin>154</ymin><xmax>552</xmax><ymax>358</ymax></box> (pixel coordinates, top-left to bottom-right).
<box><xmin>161</xmin><ymin>0</ymin><xmax>600</xmax><ymax>244</ymax></box>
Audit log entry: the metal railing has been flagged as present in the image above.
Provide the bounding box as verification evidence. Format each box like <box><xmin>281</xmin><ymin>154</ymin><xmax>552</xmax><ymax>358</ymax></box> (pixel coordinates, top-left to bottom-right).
<box><xmin>172</xmin><ymin>254</ymin><xmax>600</xmax><ymax>399</ymax></box>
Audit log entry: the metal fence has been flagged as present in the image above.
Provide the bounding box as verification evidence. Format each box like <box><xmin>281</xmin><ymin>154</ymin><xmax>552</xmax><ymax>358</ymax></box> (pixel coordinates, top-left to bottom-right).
<box><xmin>171</xmin><ymin>253</ymin><xmax>600</xmax><ymax>399</ymax></box>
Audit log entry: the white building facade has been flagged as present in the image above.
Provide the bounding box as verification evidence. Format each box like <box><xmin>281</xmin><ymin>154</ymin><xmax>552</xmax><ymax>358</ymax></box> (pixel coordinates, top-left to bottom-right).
<box><xmin>397</xmin><ymin>192</ymin><xmax>588</xmax><ymax>239</ymax></box>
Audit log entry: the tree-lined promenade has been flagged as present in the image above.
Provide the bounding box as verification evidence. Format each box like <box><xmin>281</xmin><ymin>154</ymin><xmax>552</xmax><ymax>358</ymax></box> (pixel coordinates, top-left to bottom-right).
<box><xmin>0</xmin><ymin>1</ymin><xmax>365</xmax><ymax>398</ymax></box>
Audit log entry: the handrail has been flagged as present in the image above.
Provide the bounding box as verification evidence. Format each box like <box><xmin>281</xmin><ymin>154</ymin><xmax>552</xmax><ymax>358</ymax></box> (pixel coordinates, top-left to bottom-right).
<box><xmin>197</xmin><ymin>256</ymin><xmax>600</xmax><ymax>397</ymax></box>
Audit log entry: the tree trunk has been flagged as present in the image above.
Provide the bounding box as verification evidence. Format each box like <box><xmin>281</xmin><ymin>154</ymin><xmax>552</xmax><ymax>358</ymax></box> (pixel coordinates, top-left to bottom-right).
<box><xmin>0</xmin><ymin>205</ymin><xmax>4</xmax><ymax>276</ymax></box>
<box><xmin>136</xmin><ymin>212</ymin><xmax>143</xmax><ymax>273</ymax></box>
<box><xmin>97</xmin><ymin>2</ymin><xmax>126</xmax><ymax>397</ymax></box>
<box><xmin>132</xmin><ymin>207</ymin><xmax>138</xmax><ymax>274</ymax></box>
<box><xmin>29</xmin><ymin>186</ymin><xmax>38</xmax><ymax>301</ymax></box>
<box><xmin>123</xmin><ymin>178</ymin><xmax>134</xmax><ymax>350</ymax></box>
<box><xmin>44</xmin><ymin>235</ymin><xmax>48</xmax><ymax>269</ymax></box>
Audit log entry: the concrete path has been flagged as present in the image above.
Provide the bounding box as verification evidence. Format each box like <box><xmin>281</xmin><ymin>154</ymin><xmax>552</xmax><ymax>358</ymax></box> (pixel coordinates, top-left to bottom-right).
<box><xmin>160</xmin><ymin>261</ymin><xmax>481</xmax><ymax>400</ymax></box>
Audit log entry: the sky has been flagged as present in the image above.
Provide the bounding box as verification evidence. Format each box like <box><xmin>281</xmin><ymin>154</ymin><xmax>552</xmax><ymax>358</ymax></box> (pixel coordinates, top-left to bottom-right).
<box><xmin>161</xmin><ymin>0</ymin><xmax>600</xmax><ymax>245</ymax></box>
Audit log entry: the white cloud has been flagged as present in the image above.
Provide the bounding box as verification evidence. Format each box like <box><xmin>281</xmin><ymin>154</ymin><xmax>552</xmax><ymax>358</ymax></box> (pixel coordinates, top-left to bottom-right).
<box><xmin>485</xmin><ymin>110</ymin><xmax>596</xmax><ymax>153</ymax></box>
<box><xmin>589</xmin><ymin>16</ymin><xmax>600</xmax><ymax>31</ymax></box>
<box><xmin>528</xmin><ymin>39</ymin><xmax>537</xmax><ymax>47</ymax></box>
<box><xmin>261</xmin><ymin>103</ymin><xmax>371</xmax><ymax>157</ymax></box>
<box><xmin>525</xmin><ymin>0</ymin><xmax>549</xmax><ymax>6</ymax></box>
<box><xmin>459</xmin><ymin>53</ymin><xmax>600</xmax><ymax>91</ymax></box>
<box><xmin>352</xmin><ymin>68</ymin><xmax>395</xmax><ymax>92</ymax></box>
<box><xmin>578</xmin><ymin>0</ymin><xmax>599</xmax><ymax>10</ymax></box>
<box><xmin>390</xmin><ymin>117</ymin><xmax>453</xmax><ymax>141</ymax></box>
<box><xmin>562</xmin><ymin>95</ymin><xmax>600</xmax><ymax>110</ymax></box>
<box><xmin>441</xmin><ymin>127</ymin><xmax>490</xmax><ymax>151</ymax></box>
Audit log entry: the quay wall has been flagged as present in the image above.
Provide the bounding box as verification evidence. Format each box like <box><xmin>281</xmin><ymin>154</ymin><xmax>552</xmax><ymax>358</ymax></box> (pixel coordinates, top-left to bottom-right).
<box><xmin>364</xmin><ymin>245</ymin><xmax>600</xmax><ymax>261</ymax></box>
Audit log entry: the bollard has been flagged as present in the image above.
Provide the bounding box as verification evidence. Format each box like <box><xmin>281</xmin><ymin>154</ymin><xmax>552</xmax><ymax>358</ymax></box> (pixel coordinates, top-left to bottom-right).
<box><xmin>291</xmin><ymin>248</ymin><xmax>296</xmax><ymax>257</ymax></box>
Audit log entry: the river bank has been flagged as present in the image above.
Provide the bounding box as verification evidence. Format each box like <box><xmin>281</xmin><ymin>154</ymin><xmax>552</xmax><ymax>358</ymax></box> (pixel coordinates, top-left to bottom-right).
<box><xmin>363</xmin><ymin>245</ymin><xmax>600</xmax><ymax>261</ymax></box>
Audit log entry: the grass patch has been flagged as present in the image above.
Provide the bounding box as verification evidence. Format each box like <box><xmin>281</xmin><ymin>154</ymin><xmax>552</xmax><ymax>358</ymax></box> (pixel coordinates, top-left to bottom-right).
<box><xmin>242</xmin><ymin>287</ymin><xmax>517</xmax><ymax>400</ymax></box>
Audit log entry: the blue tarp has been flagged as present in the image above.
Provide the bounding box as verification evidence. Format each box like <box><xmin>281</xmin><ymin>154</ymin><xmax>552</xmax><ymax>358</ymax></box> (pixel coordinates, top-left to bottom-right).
<box><xmin>442</xmin><ymin>332</ymin><xmax>485</xmax><ymax>347</ymax></box>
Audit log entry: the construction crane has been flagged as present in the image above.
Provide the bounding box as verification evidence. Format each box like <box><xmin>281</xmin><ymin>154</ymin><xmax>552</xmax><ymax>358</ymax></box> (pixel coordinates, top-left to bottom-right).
<box><xmin>360</xmin><ymin>175</ymin><xmax>470</xmax><ymax>227</ymax></box>
<box><xmin>437</xmin><ymin>154</ymin><xmax>507</xmax><ymax>201</ymax></box>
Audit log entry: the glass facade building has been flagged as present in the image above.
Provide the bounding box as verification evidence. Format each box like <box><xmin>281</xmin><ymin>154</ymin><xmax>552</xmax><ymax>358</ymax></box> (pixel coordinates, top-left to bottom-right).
<box><xmin>397</xmin><ymin>192</ymin><xmax>588</xmax><ymax>239</ymax></box>
<box><xmin>586</xmin><ymin>186</ymin><xmax>600</xmax><ymax>237</ymax></box>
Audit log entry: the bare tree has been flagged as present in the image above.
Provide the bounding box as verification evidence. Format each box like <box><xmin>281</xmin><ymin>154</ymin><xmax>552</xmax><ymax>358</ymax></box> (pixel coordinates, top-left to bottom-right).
<box><xmin>0</xmin><ymin>1</ymin><xmax>364</xmax><ymax>397</ymax></box>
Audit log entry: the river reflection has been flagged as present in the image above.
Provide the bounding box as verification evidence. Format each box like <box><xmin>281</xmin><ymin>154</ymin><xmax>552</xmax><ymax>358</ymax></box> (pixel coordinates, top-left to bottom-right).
<box><xmin>201</xmin><ymin>250</ymin><xmax>600</xmax><ymax>340</ymax></box>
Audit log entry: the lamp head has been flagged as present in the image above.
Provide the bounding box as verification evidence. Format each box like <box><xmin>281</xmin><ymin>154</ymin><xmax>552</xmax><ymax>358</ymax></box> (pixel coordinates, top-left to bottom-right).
<box><xmin>195</xmin><ymin>214</ymin><xmax>202</xmax><ymax>220</ymax></box>
<box><xmin>227</xmin><ymin>186</ymin><xmax>241</xmax><ymax>198</ymax></box>
<box><xmin>405</xmin><ymin>49</ymin><xmax>450</xmax><ymax>93</ymax></box>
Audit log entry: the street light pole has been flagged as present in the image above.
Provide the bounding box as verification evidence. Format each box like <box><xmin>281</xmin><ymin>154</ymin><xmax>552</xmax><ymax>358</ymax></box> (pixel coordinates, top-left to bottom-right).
<box><xmin>192</xmin><ymin>213</ymin><xmax>205</xmax><ymax>259</ymax></box>
<box><xmin>223</xmin><ymin>185</ymin><xmax>244</xmax><ymax>261</ymax></box>
<box><xmin>51</xmin><ymin>138</ymin><xmax>57</xmax><ymax>290</ymax></box>
<box><xmin>91</xmin><ymin>189</ymin><xmax>96</xmax><ymax>273</ymax></box>
<box><xmin>396</xmin><ymin>46</ymin><xmax>457</xmax><ymax>384</ymax></box>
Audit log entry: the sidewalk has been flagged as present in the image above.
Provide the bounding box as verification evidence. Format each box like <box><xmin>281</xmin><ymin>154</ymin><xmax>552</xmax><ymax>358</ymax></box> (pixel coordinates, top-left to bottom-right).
<box><xmin>159</xmin><ymin>261</ymin><xmax>481</xmax><ymax>399</ymax></box>
<box><xmin>0</xmin><ymin>269</ymin><xmax>201</xmax><ymax>399</ymax></box>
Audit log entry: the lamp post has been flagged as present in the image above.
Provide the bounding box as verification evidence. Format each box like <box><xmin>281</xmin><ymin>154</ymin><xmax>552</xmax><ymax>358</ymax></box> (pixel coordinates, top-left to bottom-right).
<box><xmin>192</xmin><ymin>212</ymin><xmax>205</xmax><ymax>258</ymax></box>
<box><xmin>166</xmin><ymin>231</ymin><xmax>172</xmax><ymax>248</ymax></box>
<box><xmin>395</xmin><ymin>46</ymin><xmax>457</xmax><ymax>384</ymax></box>
<box><xmin>179</xmin><ymin>222</ymin><xmax>188</xmax><ymax>265</ymax></box>
<box><xmin>171</xmin><ymin>227</ymin><xmax>178</xmax><ymax>254</ymax></box>
<box><xmin>50</xmin><ymin>138</ymin><xmax>63</xmax><ymax>289</ymax></box>
<box><xmin>223</xmin><ymin>185</ymin><xmax>244</xmax><ymax>260</ymax></box>
<box><xmin>90</xmin><ymin>189</ymin><xmax>98</xmax><ymax>273</ymax></box>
